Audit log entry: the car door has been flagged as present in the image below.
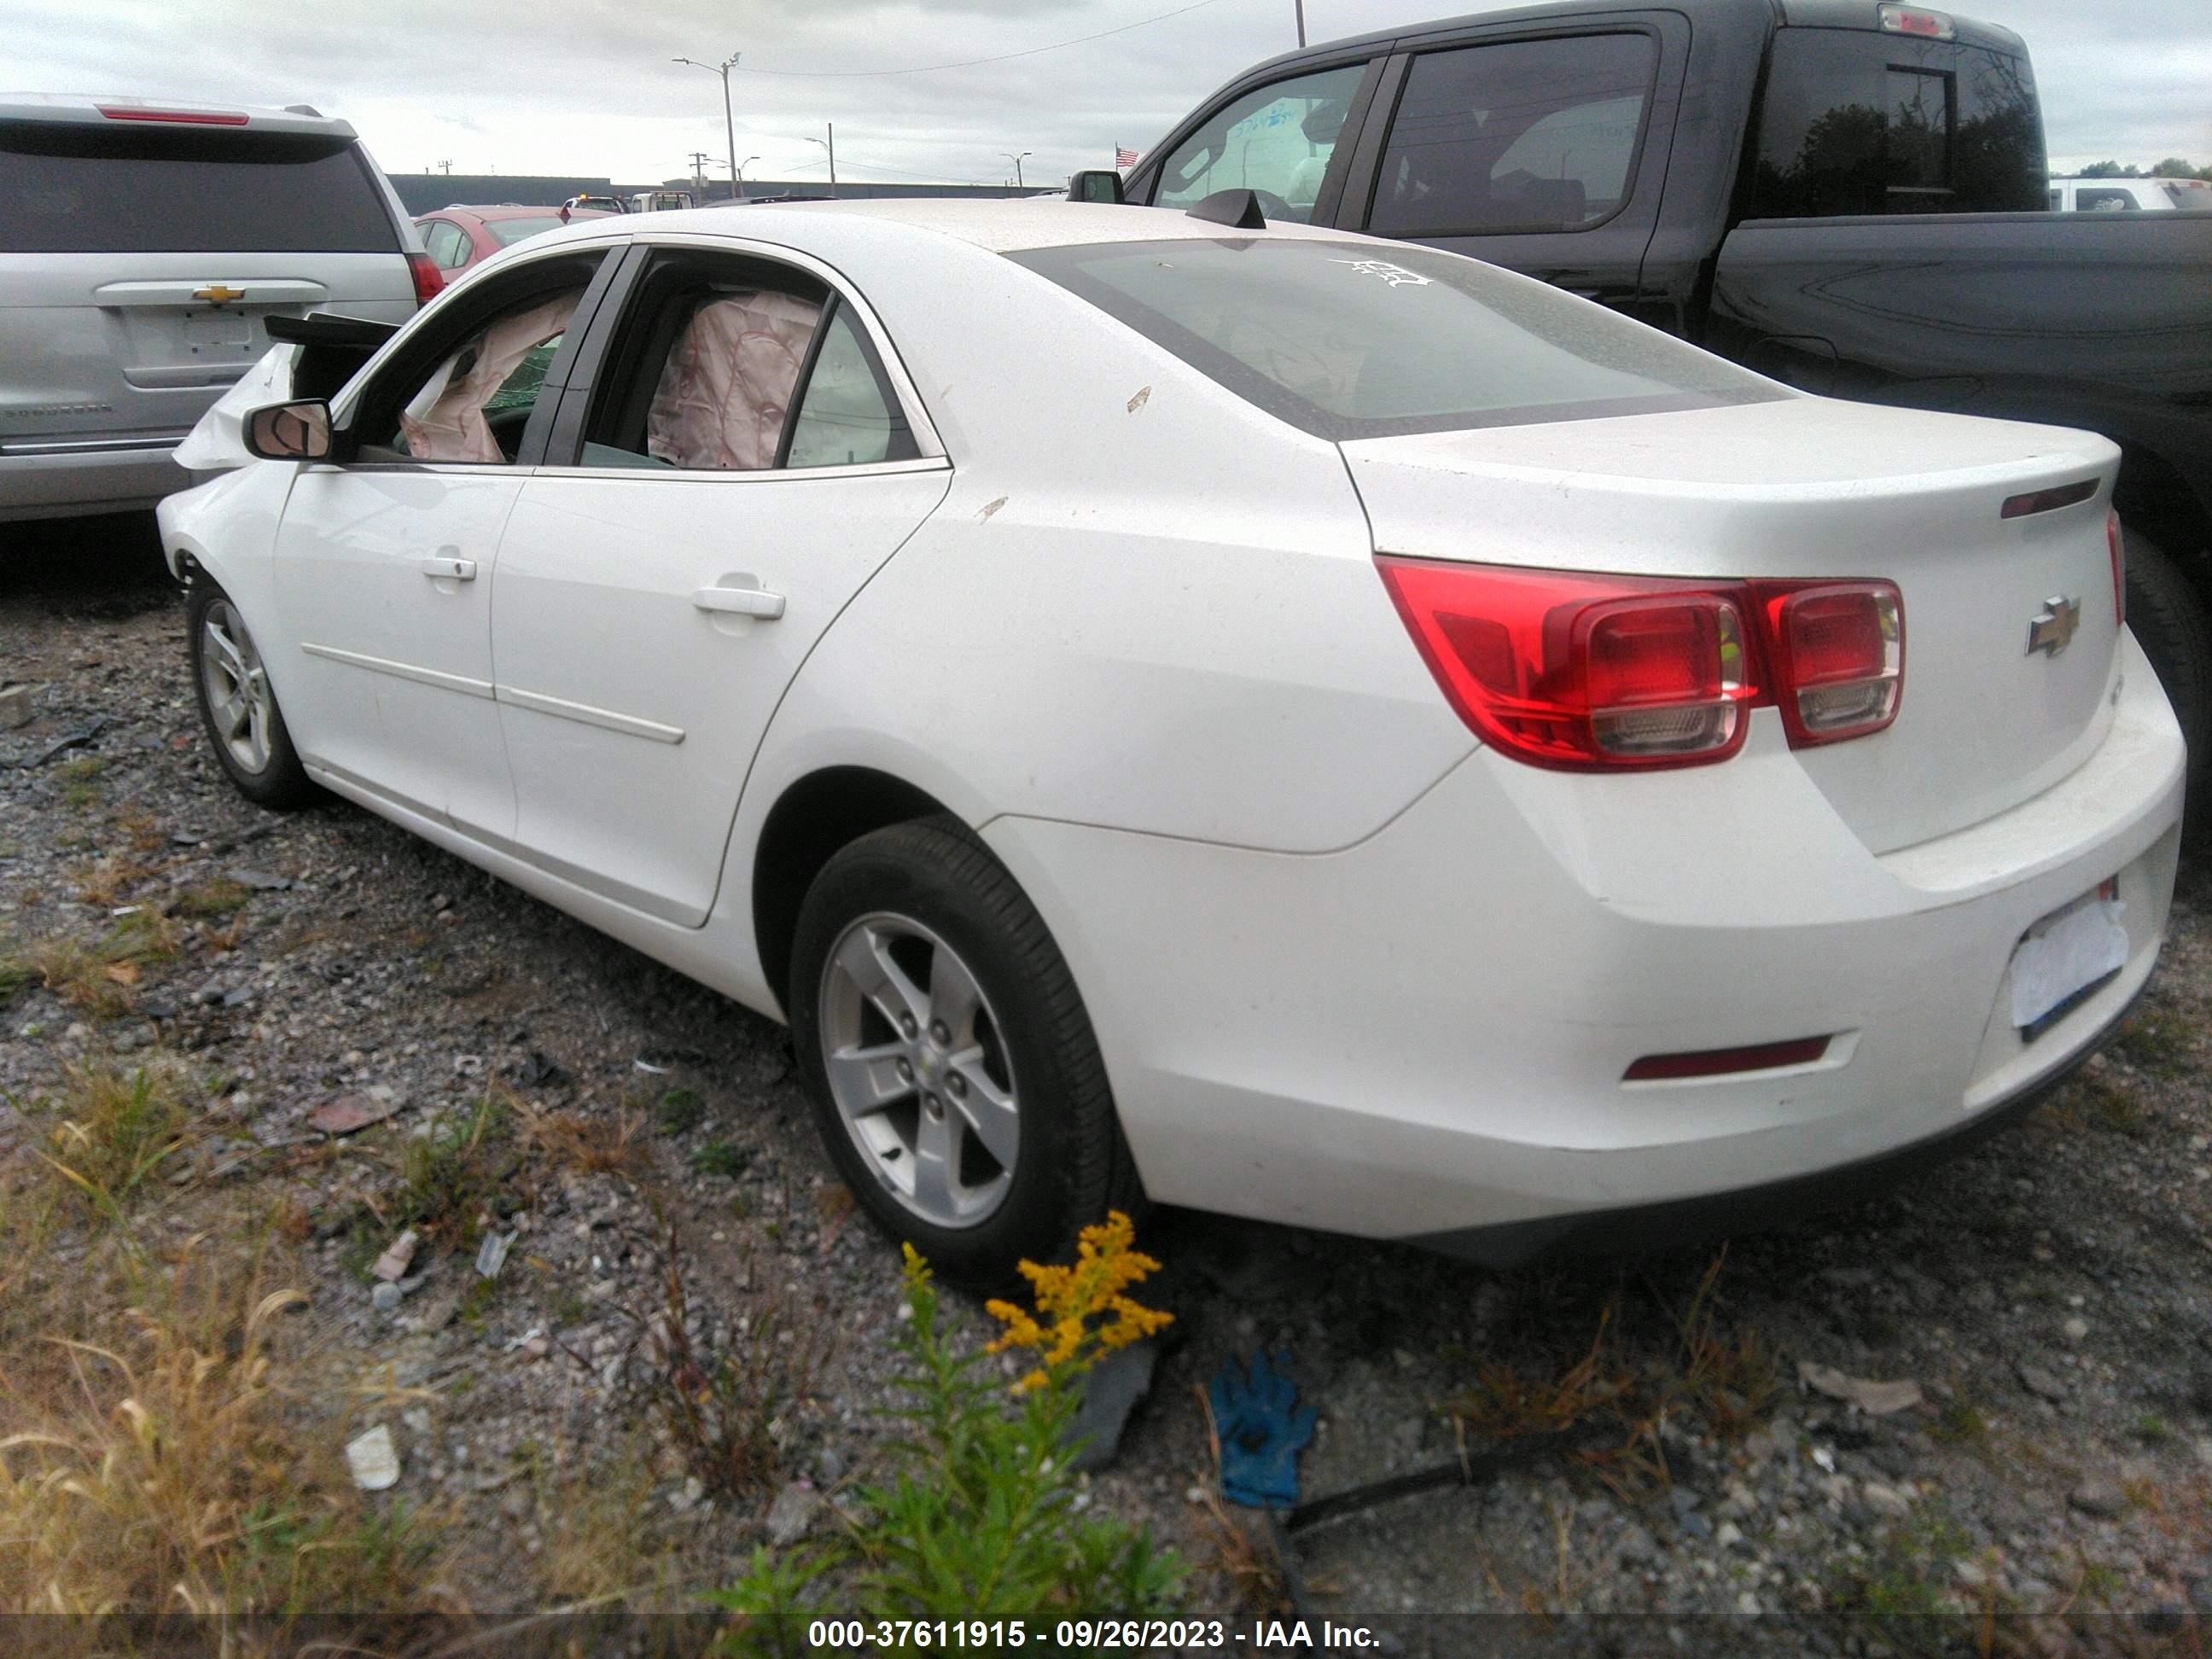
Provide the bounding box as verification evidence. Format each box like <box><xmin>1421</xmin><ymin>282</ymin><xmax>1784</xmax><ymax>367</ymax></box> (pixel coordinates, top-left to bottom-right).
<box><xmin>1339</xmin><ymin>16</ymin><xmax>1690</xmax><ymax>317</ymax></box>
<box><xmin>490</xmin><ymin>237</ymin><xmax>951</xmax><ymax>927</ymax></box>
<box><xmin>271</xmin><ymin>244</ymin><xmax>620</xmax><ymax>835</ymax></box>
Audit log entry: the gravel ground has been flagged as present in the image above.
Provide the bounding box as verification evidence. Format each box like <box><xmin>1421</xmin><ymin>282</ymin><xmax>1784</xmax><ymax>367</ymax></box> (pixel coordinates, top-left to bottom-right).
<box><xmin>4</xmin><ymin>521</ymin><xmax>2210</xmax><ymax>1644</ymax></box>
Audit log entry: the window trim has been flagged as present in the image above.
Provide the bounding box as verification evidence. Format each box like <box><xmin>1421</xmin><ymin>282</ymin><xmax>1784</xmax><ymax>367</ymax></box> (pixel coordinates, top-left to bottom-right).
<box><xmin>537</xmin><ymin>230</ymin><xmax>946</xmax><ymax>471</ymax></box>
<box><xmin>1360</xmin><ymin>25</ymin><xmax>1666</xmax><ymax>241</ymax></box>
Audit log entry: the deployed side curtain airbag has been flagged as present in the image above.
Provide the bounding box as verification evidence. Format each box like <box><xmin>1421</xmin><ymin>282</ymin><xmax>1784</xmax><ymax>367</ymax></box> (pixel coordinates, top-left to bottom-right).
<box><xmin>400</xmin><ymin>291</ymin><xmax>580</xmax><ymax>463</ymax></box>
<box><xmin>645</xmin><ymin>291</ymin><xmax>822</xmax><ymax>470</ymax></box>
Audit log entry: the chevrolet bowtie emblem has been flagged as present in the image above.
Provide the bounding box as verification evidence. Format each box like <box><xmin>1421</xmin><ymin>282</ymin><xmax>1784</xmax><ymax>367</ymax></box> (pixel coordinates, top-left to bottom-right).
<box><xmin>193</xmin><ymin>284</ymin><xmax>247</xmax><ymax>305</ymax></box>
<box><xmin>2026</xmin><ymin>594</ymin><xmax>2081</xmax><ymax>658</ymax></box>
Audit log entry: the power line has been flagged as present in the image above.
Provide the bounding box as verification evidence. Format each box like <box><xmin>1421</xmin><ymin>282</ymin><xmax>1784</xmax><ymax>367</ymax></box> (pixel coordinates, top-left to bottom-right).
<box><xmin>733</xmin><ymin>0</ymin><xmax>1233</xmax><ymax>79</ymax></box>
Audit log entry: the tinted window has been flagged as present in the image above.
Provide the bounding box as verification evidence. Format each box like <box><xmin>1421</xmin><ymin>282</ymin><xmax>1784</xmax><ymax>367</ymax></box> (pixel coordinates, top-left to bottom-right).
<box><xmin>1748</xmin><ymin>27</ymin><xmax>2044</xmax><ymax>218</ymax></box>
<box><xmin>1371</xmin><ymin>34</ymin><xmax>1656</xmax><ymax>237</ymax></box>
<box><xmin>0</xmin><ymin>121</ymin><xmax>399</xmax><ymax>253</ymax></box>
<box><xmin>2076</xmin><ymin>187</ymin><xmax>2139</xmax><ymax>212</ymax></box>
<box><xmin>1153</xmin><ymin>62</ymin><xmax>1366</xmax><ymax>223</ymax></box>
<box><xmin>785</xmin><ymin>306</ymin><xmax>916</xmax><ymax>469</ymax></box>
<box><xmin>486</xmin><ymin>216</ymin><xmax>568</xmax><ymax>247</ymax></box>
<box><xmin>1010</xmin><ymin>238</ymin><xmax>1782</xmax><ymax>440</ymax></box>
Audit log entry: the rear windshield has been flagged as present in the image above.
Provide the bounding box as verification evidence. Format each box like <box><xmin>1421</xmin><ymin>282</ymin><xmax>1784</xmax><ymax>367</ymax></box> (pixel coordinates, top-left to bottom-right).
<box><xmin>1747</xmin><ymin>27</ymin><xmax>2046</xmax><ymax>218</ymax></box>
<box><xmin>486</xmin><ymin>216</ymin><xmax>568</xmax><ymax>247</ymax></box>
<box><xmin>0</xmin><ymin>121</ymin><xmax>400</xmax><ymax>253</ymax></box>
<box><xmin>1008</xmin><ymin>237</ymin><xmax>1784</xmax><ymax>440</ymax></box>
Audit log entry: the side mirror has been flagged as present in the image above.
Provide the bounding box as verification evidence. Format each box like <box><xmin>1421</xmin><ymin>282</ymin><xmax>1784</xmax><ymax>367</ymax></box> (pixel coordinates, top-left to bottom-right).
<box><xmin>244</xmin><ymin>399</ymin><xmax>333</xmax><ymax>461</ymax></box>
<box><xmin>1067</xmin><ymin>170</ymin><xmax>1127</xmax><ymax>204</ymax></box>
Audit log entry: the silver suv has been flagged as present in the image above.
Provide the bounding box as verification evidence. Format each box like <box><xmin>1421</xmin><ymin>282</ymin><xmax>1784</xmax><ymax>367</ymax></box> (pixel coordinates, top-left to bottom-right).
<box><xmin>0</xmin><ymin>95</ymin><xmax>433</xmax><ymax>523</ymax></box>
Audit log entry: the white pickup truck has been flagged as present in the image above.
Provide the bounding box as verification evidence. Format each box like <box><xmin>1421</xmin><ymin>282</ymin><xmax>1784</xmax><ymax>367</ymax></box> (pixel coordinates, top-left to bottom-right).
<box><xmin>2048</xmin><ymin>175</ymin><xmax>2212</xmax><ymax>212</ymax></box>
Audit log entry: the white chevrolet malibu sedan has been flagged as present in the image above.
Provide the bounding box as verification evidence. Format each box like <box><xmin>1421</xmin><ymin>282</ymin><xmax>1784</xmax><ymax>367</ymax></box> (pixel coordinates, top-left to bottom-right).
<box><xmin>159</xmin><ymin>199</ymin><xmax>2184</xmax><ymax>1282</ymax></box>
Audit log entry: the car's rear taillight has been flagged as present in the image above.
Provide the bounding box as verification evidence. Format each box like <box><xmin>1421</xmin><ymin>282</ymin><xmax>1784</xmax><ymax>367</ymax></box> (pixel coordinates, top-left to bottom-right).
<box><xmin>1750</xmin><ymin>580</ymin><xmax>1904</xmax><ymax>747</ymax></box>
<box><xmin>2108</xmin><ymin>510</ymin><xmax>2125</xmax><ymax>630</ymax></box>
<box><xmin>1377</xmin><ymin>558</ymin><xmax>1907</xmax><ymax>771</ymax></box>
<box><xmin>407</xmin><ymin>252</ymin><xmax>445</xmax><ymax>306</ymax></box>
<box><xmin>98</xmin><ymin>103</ymin><xmax>250</xmax><ymax>125</ymax></box>
<box><xmin>1375</xmin><ymin>560</ymin><xmax>1755</xmax><ymax>770</ymax></box>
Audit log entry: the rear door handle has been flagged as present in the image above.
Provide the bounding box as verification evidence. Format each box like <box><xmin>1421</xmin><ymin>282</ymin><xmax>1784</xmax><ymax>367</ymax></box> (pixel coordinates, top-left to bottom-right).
<box><xmin>691</xmin><ymin>583</ymin><xmax>785</xmax><ymax>620</ymax></box>
<box><xmin>420</xmin><ymin>556</ymin><xmax>477</xmax><ymax>581</ymax></box>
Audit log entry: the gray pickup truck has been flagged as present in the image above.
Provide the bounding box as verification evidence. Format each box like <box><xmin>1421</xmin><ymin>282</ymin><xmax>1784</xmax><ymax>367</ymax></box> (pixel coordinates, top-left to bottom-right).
<box><xmin>1100</xmin><ymin>0</ymin><xmax>2212</xmax><ymax>823</ymax></box>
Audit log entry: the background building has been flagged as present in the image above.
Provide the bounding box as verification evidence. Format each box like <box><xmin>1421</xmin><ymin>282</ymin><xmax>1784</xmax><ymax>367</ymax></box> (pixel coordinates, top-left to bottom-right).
<box><xmin>387</xmin><ymin>173</ymin><xmax>1056</xmax><ymax>213</ymax></box>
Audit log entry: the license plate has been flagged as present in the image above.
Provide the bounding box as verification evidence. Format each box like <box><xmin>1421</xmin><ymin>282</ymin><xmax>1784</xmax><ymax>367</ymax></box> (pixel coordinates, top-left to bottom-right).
<box><xmin>185</xmin><ymin>309</ymin><xmax>250</xmax><ymax>349</ymax></box>
<box><xmin>2009</xmin><ymin>879</ymin><xmax>2127</xmax><ymax>1034</ymax></box>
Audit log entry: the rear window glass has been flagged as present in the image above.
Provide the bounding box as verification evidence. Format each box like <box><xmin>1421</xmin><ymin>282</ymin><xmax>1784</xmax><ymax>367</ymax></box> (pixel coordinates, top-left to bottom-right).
<box><xmin>487</xmin><ymin>217</ymin><xmax>568</xmax><ymax>247</ymax></box>
<box><xmin>1748</xmin><ymin>27</ymin><xmax>2045</xmax><ymax>218</ymax></box>
<box><xmin>1009</xmin><ymin>237</ymin><xmax>1784</xmax><ymax>440</ymax></box>
<box><xmin>0</xmin><ymin>122</ymin><xmax>399</xmax><ymax>253</ymax></box>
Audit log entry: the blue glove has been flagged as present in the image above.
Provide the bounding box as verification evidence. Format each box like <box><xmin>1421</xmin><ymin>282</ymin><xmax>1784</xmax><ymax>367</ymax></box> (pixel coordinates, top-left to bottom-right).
<box><xmin>1210</xmin><ymin>1348</ymin><xmax>1316</xmax><ymax>1510</ymax></box>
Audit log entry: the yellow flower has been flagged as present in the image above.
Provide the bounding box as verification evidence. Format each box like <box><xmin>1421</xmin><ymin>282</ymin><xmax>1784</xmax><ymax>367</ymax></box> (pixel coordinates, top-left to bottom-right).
<box><xmin>982</xmin><ymin>1210</ymin><xmax>1173</xmax><ymax>1391</ymax></box>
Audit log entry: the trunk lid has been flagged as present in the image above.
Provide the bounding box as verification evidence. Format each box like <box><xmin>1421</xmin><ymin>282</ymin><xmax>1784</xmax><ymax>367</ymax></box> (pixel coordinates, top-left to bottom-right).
<box><xmin>1342</xmin><ymin>397</ymin><xmax>2123</xmax><ymax>853</ymax></box>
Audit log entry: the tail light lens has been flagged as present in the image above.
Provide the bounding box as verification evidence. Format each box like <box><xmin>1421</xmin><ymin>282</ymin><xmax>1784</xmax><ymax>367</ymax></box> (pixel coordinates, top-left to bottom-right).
<box><xmin>1751</xmin><ymin>580</ymin><xmax>1904</xmax><ymax>746</ymax></box>
<box><xmin>1377</xmin><ymin>558</ymin><xmax>1906</xmax><ymax>771</ymax></box>
<box><xmin>2108</xmin><ymin>510</ymin><xmax>2125</xmax><ymax>629</ymax></box>
<box><xmin>1377</xmin><ymin>561</ymin><xmax>1755</xmax><ymax>769</ymax></box>
<box><xmin>407</xmin><ymin>252</ymin><xmax>445</xmax><ymax>306</ymax></box>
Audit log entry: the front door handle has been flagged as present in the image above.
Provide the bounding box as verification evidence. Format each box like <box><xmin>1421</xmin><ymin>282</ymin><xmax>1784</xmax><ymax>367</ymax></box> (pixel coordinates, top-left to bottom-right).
<box><xmin>691</xmin><ymin>582</ymin><xmax>785</xmax><ymax>620</ymax></box>
<box><xmin>420</xmin><ymin>556</ymin><xmax>477</xmax><ymax>581</ymax></box>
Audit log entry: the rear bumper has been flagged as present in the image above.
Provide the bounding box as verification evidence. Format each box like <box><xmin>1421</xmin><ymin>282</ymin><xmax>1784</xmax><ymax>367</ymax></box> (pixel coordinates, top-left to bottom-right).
<box><xmin>0</xmin><ymin>438</ymin><xmax>190</xmax><ymax>522</ymax></box>
<box><xmin>982</xmin><ymin>632</ymin><xmax>2186</xmax><ymax>1256</ymax></box>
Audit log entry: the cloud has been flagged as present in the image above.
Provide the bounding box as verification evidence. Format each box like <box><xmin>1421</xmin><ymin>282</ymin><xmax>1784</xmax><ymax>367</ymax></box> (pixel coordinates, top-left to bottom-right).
<box><xmin>2</xmin><ymin>0</ymin><xmax>2204</xmax><ymax>188</ymax></box>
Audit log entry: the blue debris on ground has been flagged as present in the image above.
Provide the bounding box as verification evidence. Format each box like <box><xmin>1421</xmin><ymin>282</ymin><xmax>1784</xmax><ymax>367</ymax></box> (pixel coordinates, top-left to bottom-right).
<box><xmin>1210</xmin><ymin>1348</ymin><xmax>1316</xmax><ymax>1509</ymax></box>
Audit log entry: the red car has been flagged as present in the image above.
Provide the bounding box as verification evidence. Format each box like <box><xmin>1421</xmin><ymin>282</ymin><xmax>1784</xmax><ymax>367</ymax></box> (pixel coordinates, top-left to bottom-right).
<box><xmin>411</xmin><ymin>203</ymin><xmax>614</xmax><ymax>275</ymax></box>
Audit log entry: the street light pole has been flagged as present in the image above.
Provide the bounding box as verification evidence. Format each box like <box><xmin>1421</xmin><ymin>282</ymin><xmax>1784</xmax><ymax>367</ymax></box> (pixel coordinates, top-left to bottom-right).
<box><xmin>736</xmin><ymin>154</ymin><xmax>760</xmax><ymax>199</ymax></box>
<box><xmin>673</xmin><ymin>51</ymin><xmax>741</xmax><ymax>202</ymax></box>
<box><xmin>1295</xmin><ymin>1</ymin><xmax>1306</xmax><ymax>46</ymax></box>
<box><xmin>806</xmin><ymin>126</ymin><xmax>837</xmax><ymax>198</ymax></box>
<box><xmin>1003</xmin><ymin>150</ymin><xmax>1032</xmax><ymax>192</ymax></box>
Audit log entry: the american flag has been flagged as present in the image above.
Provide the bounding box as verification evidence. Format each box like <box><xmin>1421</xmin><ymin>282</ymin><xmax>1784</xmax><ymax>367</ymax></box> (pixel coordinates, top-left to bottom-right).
<box><xmin>1115</xmin><ymin>147</ymin><xmax>1139</xmax><ymax>168</ymax></box>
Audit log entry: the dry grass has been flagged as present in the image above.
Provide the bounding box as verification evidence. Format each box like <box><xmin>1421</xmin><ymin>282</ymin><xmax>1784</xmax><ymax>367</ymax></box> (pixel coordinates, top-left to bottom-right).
<box><xmin>0</xmin><ymin>1060</ymin><xmax>450</xmax><ymax>1625</ymax></box>
<box><xmin>0</xmin><ymin>1235</ymin><xmax>442</xmax><ymax>1616</ymax></box>
<box><xmin>32</xmin><ymin>1061</ymin><xmax>207</xmax><ymax>1224</ymax></box>
<box><xmin>70</xmin><ymin>853</ymin><xmax>161</xmax><ymax>910</ymax></box>
<box><xmin>6</xmin><ymin>909</ymin><xmax>183</xmax><ymax>1020</ymax></box>
<box><xmin>172</xmin><ymin>876</ymin><xmax>251</xmax><ymax>919</ymax></box>
<box><xmin>518</xmin><ymin>1099</ymin><xmax>652</xmax><ymax>1185</ymax></box>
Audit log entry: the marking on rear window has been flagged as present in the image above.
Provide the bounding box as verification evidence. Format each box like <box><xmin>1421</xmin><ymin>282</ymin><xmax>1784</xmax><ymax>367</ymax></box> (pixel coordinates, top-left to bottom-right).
<box><xmin>1329</xmin><ymin>259</ymin><xmax>1431</xmax><ymax>288</ymax></box>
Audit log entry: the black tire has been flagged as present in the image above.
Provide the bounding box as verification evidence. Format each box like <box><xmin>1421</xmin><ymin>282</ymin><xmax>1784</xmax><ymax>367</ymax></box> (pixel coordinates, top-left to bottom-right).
<box><xmin>186</xmin><ymin>578</ymin><xmax>318</xmax><ymax>810</ymax></box>
<box><xmin>789</xmin><ymin>815</ymin><xmax>1142</xmax><ymax>1286</ymax></box>
<box><xmin>2123</xmin><ymin>527</ymin><xmax>2212</xmax><ymax>841</ymax></box>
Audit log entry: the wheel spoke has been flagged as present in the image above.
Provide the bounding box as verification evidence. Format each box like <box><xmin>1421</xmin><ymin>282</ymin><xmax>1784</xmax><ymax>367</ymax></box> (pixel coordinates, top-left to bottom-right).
<box><xmin>205</xmin><ymin>619</ymin><xmax>247</xmax><ymax>683</ymax></box>
<box><xmin>927</xmin><ymin>944</ymin><xmax>983</xmax><ymax>1045</ymax></box>
<box><xmin>949</xmin><ymin>1056</ymin><xmax>1019</xmax><ymax>1167</ymax></box>
<box><xmin>833</xmin><ymin>924</ymin><xmax>927</xmax><ymax>1033</ymax></box>
<box><xmin>225</xmin><ymin>697</ymin><xmax>253</xmax><ymax>741</ymax></box>
<box><xmin>911</xmin><ymin>1109</ymin><xmax>956</xmax><ymax>1216</ymax></box>
<box><xmin>825</xmin><ymin>1040</ymin><xmax>912</xmax><ymax>1114</ymax></box>
<box><xmin>245</xmin><ymin>696</ymin><xmax>270</xmax><ymax>766</ymax></box>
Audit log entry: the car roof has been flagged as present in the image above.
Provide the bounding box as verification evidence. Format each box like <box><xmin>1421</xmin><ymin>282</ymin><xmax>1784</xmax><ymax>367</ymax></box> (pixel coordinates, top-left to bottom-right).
<box><xmin>605</xmin><ymin>196</ymin><xmax>1363</xmax><ymax>254</ymax></box>
<box><xmin>420</xmin><ymin>205</ymin><xmax>598</xmax><ymax>221</ymax></box>
<box><xmin>1191</xmin><ymin>0</ymin><xmax>2025</xmax><ymax>89</ymax></box>
<box><xmin>0</xmin><ymin>91</ymin><xmax>358</xmax><ymax>137</ymax></box>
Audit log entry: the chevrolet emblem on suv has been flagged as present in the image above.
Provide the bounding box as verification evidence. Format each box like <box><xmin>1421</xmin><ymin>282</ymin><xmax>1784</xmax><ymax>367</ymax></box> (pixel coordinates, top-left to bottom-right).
<box><xmin>2028</xmin><ymin>595</ymin><xmax>2082</xmax><ymax>658</ymax></box>
<box><xmin>193</xmin><ymin>284</ymin><xmax>247</xmax><ymax>305</ymax></box>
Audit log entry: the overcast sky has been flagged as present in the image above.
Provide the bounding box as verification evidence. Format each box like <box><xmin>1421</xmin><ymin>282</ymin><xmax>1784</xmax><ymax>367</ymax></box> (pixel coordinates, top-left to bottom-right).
<box><xmin>6</xmin><ymin>0</ymin><xmax>2207</xmax><ymax>188</ymax></box>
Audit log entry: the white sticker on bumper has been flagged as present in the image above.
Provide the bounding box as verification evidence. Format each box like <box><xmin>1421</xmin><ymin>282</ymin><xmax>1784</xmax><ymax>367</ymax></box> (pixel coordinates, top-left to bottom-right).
<box><xmin>2009</xmin><ymin>896</ymin><xmax>2128</xmax><ymax>1030</ymax></box>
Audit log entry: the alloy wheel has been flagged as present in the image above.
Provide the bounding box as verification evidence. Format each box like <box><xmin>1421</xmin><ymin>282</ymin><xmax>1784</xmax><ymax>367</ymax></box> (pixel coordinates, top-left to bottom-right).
<box><xmin>817</xmin><ymin>911</ymin><xmax>1021</xmax><ymax>1229</ymax></box>
<box><xmin>200</xmin><ymin>597</ymin><xmax>275</xmax><ymax>777</ymax></box>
